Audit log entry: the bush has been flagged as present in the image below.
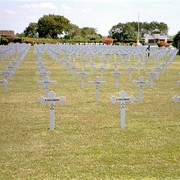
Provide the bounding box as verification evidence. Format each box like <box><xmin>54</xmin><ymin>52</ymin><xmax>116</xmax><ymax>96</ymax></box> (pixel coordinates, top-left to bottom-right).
<box><xmin>0</xmin><ymin>37</ymin><xmax>9</xmax><ymax>45</ymax></box>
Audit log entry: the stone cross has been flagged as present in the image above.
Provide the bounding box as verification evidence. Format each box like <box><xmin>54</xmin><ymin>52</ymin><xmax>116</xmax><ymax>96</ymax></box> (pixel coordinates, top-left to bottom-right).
<box><xmin>38</xmin><ymin>91</ymin><xmax>66</xmax><ymax>130</ymax></box>
<box><xmin>110</xmin><ymin>68</ymin><xmax>123</xmax><ymax>89</ymax></box>
<box><xmin>0</xmin><ymin>67</ymin><xmax>14</xmax><ymax>80</ymax></box>
<box><xmin>110</xmin><ymin>90</ymin><xmax>135</xmax><ymax>128</ymax></box>
<box><xmin>151</xmin><ymin>67</ymin><xmax>160</xmax><ymax>80</ymax></box>
<box><xmin>36</xmin><ymin>68</ymin><xmax>51</xmax><ymax>78</ymax></box>
<box><xmin>97</xmin><ymin>66</ymin><xmax>107</xmax><ymax>80</ymax></box>
<box><xmin>172</xmin><ymin>96</ymin><xmax>180</xmax><ymax>102</ymax></box>
<box><xmin>101</xmin><ymin>53</ymin><xmax>110</xmax><ymax>68</ymax></box>
<box><xmin>65</xmin><ymin>61</ymin><xmax>72</xmax><ymax>74</ymax></box>
<box><xmin>177</xmin><ymin>80</ymin><xmax>180</xmax><ymax>85</ymax></box>
<box><xmin>143</xmin><ymin>58</ymin><xmax>149</xmax><ymax>71</ymax></box>
<box><xmin>81</xmin><ymin>55</ymin><xmax>88</xmax><ymax>69</ymax></box>
<box><xmin>160</xmin><ymin>61</ymin><xmax>167</xmax><ymax>75</ymax></box>
<box><xmin>146</xmin><ymin>71</ymin><xmax>159</xmax><ymax>88</ymax></box>
<box><xmin>133</xmin><ymin>76</ymin><xmax>151</xmax><ymax>102</ymax></box>
<box><xmin>111</xmin><ymin>61</ymin><xmax>120</xmax><ymax>68</ymax></box>
<box><xmin>88</xmin><ymin>76</ymin><xmax>106</xmax><ymax>102</ymax></box>
<box><xmin>8</xmin><ymin>62</ymin><xmax>17</xmax><ymax>73</ymax></box>
<box><xmin>0</xmin><ymin>79</ymin><xmax>8</xmax><ymax>90</ymax></box>
<box><xmin>137</xmin><ymin>59</ymin><xmax>141</xmax><ymax>75</ymax></box>
<box><xmin>125</xmin><ymin>66</ymin><xmax>136</xmax><ymax>81</ymax></box>
<box><xmin>71</xmin><ymin>64</ymin><xmax>80</xmax><ymax>80</ymax></box>
<box><xmin>89</xmin><ymin>59</ymin><xmax>95</xmax><ymax>75</ymax></box>
<box><xmin>76</xmin><ymin>69</ymin><xmax>90</xmax><ymax>89</ymax></box>
<box><xmin>38</xmin><ymin>76</ymin><xmax>57</xmax><ymax>97</ymax></box>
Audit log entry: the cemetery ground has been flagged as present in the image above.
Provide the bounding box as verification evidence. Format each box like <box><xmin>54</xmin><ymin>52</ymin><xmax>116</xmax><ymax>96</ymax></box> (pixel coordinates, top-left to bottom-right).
<box><xmin>0</xmin><ymin>46</ymin><xmax>179</xmax><ymax>179</ymax></box>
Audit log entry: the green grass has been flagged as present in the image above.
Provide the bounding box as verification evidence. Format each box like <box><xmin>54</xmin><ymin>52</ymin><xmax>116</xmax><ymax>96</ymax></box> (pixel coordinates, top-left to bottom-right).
<box><xmin>0</xmin><ymin>46</ymin><xmax>179</xmax><ymax>179</ymax></box>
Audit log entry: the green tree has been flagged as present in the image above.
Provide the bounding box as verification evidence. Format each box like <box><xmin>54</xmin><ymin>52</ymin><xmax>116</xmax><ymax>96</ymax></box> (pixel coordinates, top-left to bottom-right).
<box><xmin>109</xmin><ymin>21</ymin><xmax>168</xmax><ymax>42</ymax></box>
<box><xmin>37</xmin><ymin>14</ymin><xmax>71</xmax><ymax>38</ymax></box>
<box><xmin>109</xmin><ymin>23</ymin><xmax>137</xmax><ymax>42</ymax></box>
<box><xmin>24</xmin><ymin>23</ymin><xmax>38</xmax><ymax>38</ymax></box>
<box><xmin>173</xmin><ymin>31</ymin><xmax>180</xmax><ymax>54</ymax></box>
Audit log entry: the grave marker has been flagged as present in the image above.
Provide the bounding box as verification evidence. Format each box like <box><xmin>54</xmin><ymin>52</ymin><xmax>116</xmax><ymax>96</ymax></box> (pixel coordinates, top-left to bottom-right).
<box><xmin>110</xmin><ymin>90</ymin><xmax>135</xmax><ymax>128</ymax></box>
<box><xmin>38</xmin><ymin>91</ymin><xmax>66</xmax><ymax>130</ymax></box>
<box><xmin>137</xmin><ymin>59</ymin><xmax>141</xmax><ymax>75</ymax></box>
<box><xmin>110</xmin><ymin>68</ymin><xmax>123</xmax><ymax>89</ymax></box>
<box><xmin>76</xmin><ymin>69</ymin><xmax>90</xmax><ymax>89</ymax></box>
<box><xmin>71</xmin><ymin>64</ymin><xmax>80</xmax><ymax>80</ymax></box>
<box><xmin>0</xmin><ymin>79</ymin><xmax>8</xmax><ymax>90</ymax></box>
<box><xmin>172</xmin><ymin>96</ymin><xmax>180</xmax><ymax>103</ymax></box>
<box><xmin>36</xmin><ymin>68</ymin><xmax>51</xmax><ymax>78</ymax></box>
<box><xmin>38</xmin><ymin>76</ymin><xmax>57</xmax><ymax>97</ymax></box>
<box><xmin>145</xmin><ymin>71</ymin><xmax>159</xmax><ymax>88</ymax></box>
<box><xmin>88</xmin><ymin>76</ymin><xmax>106</xmax><ymax>102</ymax></box>
<box><xmin>133</xmin><ymin>76</ymin><xmax>151</xmax><ymax>102</ymax></box>
<box><xmin>97</xmin><ymin>66</ymin><xmax>107</xmax><ymax>80</ymax></box>
<box><xmin>0</xmin><ymin>67</ymin><xmax>14</xmax><ymax>80</ymax></box>
<box><xmin>125</xmin><ymin>66</ymin><xmax>136</xmax><ymax>81</ymax></box>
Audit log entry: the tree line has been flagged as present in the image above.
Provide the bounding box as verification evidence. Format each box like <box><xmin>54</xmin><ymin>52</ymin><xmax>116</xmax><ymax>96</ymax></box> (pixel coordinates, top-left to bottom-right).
<box><xmin>23</xmin><ymin>14</ymin><xmax>169</xmax><ymax>43</ymax></box>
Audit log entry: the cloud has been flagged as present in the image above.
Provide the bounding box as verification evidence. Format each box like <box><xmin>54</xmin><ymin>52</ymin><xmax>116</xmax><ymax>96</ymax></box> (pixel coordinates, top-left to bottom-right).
<box><xmin>60</xmin><ymin>5</ymin><xmax>72</xmax><ymax>11</ymax></box>
<box><xmin>4</xmin><ymin>9</ymin><xmax>16</xmax><ymax>15</ymax></box>
<box><xmin>21</xmin><ymin>2</ymin><xmax>58</xmax><ymax>11</ymax></box>
<box><xmin>40</xmin><ymin>2</ymin><xmax>58</xmax><ymax>10</ymax></box>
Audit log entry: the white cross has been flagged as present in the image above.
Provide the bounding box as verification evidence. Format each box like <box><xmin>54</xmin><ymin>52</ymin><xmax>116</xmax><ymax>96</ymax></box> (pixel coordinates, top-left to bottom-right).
<box><xmin>88</xmin><ymin>76</ymin><xmax>106</xmax><ymax>102</ymax></box>
<box><xmin>143</xmin><ymin>58</ymin><xmax>149</xmax><ymax>71</ymax></box>
<box><xmin>38</xmin><ymin>76</ymin><xmax>57</xmax><ymax>97</ymax></box>
<box><xmin>8</xmin><ymin>62</ymin><xmax>17</xmax><ymax>73</ymax></box>
<box><xmin>76</xmin><ymin>69</ymin><xmax>90</xmax><ymax>89</ymax></box>
<box><xmin>97</xmin><ymin>66</ymin><xmax>107</xmax><ymax>80</ymax></box>
<box><xmin>110</xmin><ymin>90</ymin><xmax>136</xmax><ymax>128</ymax></box>
<box><xmin>172</xmin><ymin>96</ymin><xmax>180</xmax><ymax>103</ymax></box>
<box><xmin>110</xmin><ymin>68</ymin><xmax>123</xmax><ymax>89</ymax></box>
<box><xmin>81</xmin><ymin>55</ymin><xmax>88</xmax><ymax>69</ymax></box>
<box><xmin>160</xmin><ymin>61</ymin><xmax>168</xmax><ymax>75</ymax></box>
<box><xmin>137</xmin><ymin>59</ymin><xmax>141</xmax><ymax>75</ymax></box>
<box><xmin>101</xmin><ymin>53</ymin><xmax>110</xmax><ymax>68</ymax></box>
<box><xmin>177</xmin><ymin>80</ymin><xmax>180</xmax><ymax>85</ymax></box>
<box><xmin>151</xmin><ymin>67</ymin><xmax>160</xmax><ymax>80</ymax></box>
<box><xmin>38</xmin><ymin>91</ymin><xmax>66</xmax><ymax>130</ymax></box>
<box><xmin>71</xmin><ymin>64</ymin><xmax>80</xmax><ymax>80</ymax></box>
<box><xmin>65</xmin><ymin>61</ymin><xmax>72</xmax><ymax>74</ymax></box>
<box><xmin>36</xmin><ymin>68</ymin><xmax>51</xmax><ymax>78</ymax></box>
<box><xmin>0</xmin><ymin>79</ymin><xmax>8</xmax><ymax>90</ymax></box>
<box><xmin>89</xmin><ymin>59</ymin><xmax>95</xmax><ymax>74</ymax></box>
<box><xmin>125</xmin><ymin>66</ymin><xmax>136</xmax><ymax>81</ymax></box>
<box><xmin>145</xmin><ymin>71</ymin><xmax>159</xmax><ymax>88</ymax></box>
<box><xmin>133</xmin><ymin>76</ymin><xmax>151</xmax><ymax>102</ymax></box>
<box><xmin>0</xmin><ymin>67</ymin><xmax>14</xmax><ymax>80</ymax></box>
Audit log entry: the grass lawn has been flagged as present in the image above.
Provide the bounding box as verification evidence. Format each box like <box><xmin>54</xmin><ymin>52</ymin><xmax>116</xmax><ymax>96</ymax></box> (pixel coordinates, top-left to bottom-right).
<box><xmin>0</xmin><ymin>45</ymin><xmax>179</xmax><ymax>179</ymax></box>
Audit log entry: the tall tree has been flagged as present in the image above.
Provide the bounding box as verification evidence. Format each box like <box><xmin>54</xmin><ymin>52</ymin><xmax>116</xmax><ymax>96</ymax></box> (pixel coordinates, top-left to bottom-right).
<box><xmin>109</xmin><ymin>23</ymin><xmax>137</xmax><ymax>42</ymax></box>
<box><xmin>24</xmin><ymin>22</ymin><xmax>38</xmax><ymax>38</ymax></box>
<box><xmin>37</xmin><ymin>14</ymin><xmax>71</xmax><ymax>38</ymax></box>
<box><xmin>109</xmin><ymin>21</ymin><xmax>168</xmax><ymax>42</ymax></box>
<box><xmin>173</xmin><ymin>31</ymin><xmax>180</xmax><ymax>54</ymax></box>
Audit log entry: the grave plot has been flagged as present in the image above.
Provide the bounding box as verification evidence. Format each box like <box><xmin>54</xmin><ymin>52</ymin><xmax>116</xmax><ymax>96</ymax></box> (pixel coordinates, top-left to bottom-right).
<box><xmin>110</xmin><ymin>90</ymin><xmax>136</xmax><ymax>128</ymax></box>
<box><xmin>39</xmin><ymin>91</ymin><xmax>66</xmax><ymax>130</ymax></box>
<box><xmin>88</xmin><ymin>76</ymin><xmax>106</xmax><ymax>102</ymax></box>
<box><xmin>37</xmin><ymin>76</ymin><xmax>57</xmax><ymax>97</ymax></box>
<box><xmin>0</xmin><ymin>44</ymin><xmax>179</xmax><ymax>180</ymax></box>
<box><xmin>133</xmin><ymin>76</ymin><xmax>151</xmax><ymax>102</ymax></box>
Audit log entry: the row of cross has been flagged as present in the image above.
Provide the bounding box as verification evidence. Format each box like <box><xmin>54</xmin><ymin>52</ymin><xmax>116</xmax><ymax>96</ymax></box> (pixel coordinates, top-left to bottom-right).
<box><xmin>34</xmin><ymin>44</ymin><xmax>179</xmax><ymax>130</ymax></box>
<box><xmin>0</xmin><ymin>44</ymin><xmax>31</xmax><ymax>90</ymax></box>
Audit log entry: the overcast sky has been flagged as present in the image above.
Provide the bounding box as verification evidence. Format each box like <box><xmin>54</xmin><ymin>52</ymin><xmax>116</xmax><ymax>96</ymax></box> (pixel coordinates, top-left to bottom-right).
<box><xmin>0</xmin><ymin>0</ymin><xmax>179</xmax><ymax>36</ymax></box>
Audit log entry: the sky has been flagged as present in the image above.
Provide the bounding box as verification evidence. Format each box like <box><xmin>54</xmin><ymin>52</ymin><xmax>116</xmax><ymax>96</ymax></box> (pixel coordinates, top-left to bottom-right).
<box><xmin>0</xmin><ymin>0</ymin><xmax>179</xmax><ymax>36</ymax></box>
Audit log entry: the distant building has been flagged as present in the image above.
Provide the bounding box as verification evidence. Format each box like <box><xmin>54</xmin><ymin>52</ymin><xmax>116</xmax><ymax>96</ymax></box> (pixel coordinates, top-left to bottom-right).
<box><xmin>0</xmin><ymin>30</ymin><xmax>15</xmax><ymax>38</ymax></box>
<box><xmin>144</xmin><ymin>33</ymin><xmax>167</xmax><ymax>44</ymax></box>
